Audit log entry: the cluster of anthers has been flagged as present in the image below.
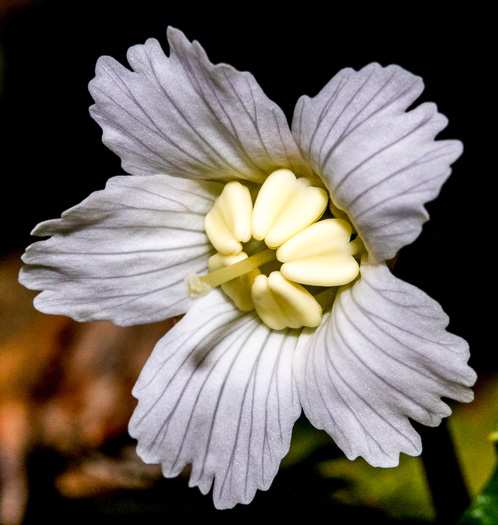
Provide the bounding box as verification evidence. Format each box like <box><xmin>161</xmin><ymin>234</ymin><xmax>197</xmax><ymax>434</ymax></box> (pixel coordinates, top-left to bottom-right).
<box><xmin>187</xmin><ymin>168</ymin><xmax>363</xmax><ymax>330</ymax></box>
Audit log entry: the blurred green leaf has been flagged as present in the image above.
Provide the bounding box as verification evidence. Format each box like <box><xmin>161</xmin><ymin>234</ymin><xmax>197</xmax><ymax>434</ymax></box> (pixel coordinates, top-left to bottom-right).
<box><xmin>319</xmin><ymin>455</ymin><xmax>434</xmax><ymax>522</ymax></box>
<box><xmin>459</xmin><ymin>433</ymin><xmax>498</xmax><ymax>524</ymax></box>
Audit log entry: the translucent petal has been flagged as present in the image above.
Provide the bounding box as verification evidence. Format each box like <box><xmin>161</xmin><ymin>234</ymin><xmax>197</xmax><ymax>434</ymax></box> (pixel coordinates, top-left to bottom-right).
<box><xmin>293</xmin><ymin>63</ymin><xmax>462</xmax><ymax>262</ymax></box>
<box><xmin>20</xmin><ymin>175</ymin><xmax>219</xmax><ymax>325</ymax></box>
<box><xmin>294</xmin><ymin>262</ymin><xmax>476</xmax><ymax>467</ymax></box>
<box><xmin>89</xmin><ymin>28</ymin><xmax>312</xmax><ymax>182</ymax></box>
<box><xmin>129</xmin><ymin>289</ymin><xmax>301</xmax><ymax>509</ymax></box>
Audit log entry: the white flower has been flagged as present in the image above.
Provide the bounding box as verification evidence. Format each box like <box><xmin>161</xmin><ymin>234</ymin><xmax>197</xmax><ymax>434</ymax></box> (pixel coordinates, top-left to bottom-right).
<box><xmin>20</xmin><ymin>27</ymin><xmax>476</xmax><ymax>509</ymax></box>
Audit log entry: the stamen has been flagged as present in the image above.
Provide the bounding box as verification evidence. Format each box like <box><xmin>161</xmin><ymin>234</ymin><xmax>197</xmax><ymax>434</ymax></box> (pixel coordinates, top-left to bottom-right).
<box><xmin>196</xmin><ymin>170</ymin><xmax>364</xmax><ymax>330</ymax></box>
<box><xmin>348</xmin><ymin>236</ymin><xmax>365</xmax><ymax>256</ymax></box>
<box><xmin>276</xmin><ymin>219</ymin><xmax>360</xmax><ymax>287</ymax></box>
<box><xmin>187</xmin><ymin>248</ymin><xmax>276</xmax><ymax>298</ymax></box>
<box><xmin>251</xmin><ymin>271</ymin><xmax>322</xmax><ymax>330</ymax></box>
<box><xmin>204</xmin><ymin>181</ymin><xmax>252</xmax><ymax>255</ymax></box>
<box><xmin>251</xmin><ymin>169</ymin><xmax>328</xmax><ymax>249</ymax></box>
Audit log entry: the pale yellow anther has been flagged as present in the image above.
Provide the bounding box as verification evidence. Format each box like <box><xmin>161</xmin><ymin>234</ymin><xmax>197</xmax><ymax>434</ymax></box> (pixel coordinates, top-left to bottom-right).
<box><xmin>276</xmin><ymin>219</ymin><xmax>360</xmax><ymax>287</ymax></box>
<box><xmin>251</xmin><ymin>169</ymin><xmax>328</xmax><ymax>249</ymax></box>
<box><xmin>208</xmin><ymin>252</ymin><xmax>259</xmax><ymax>311</ymax></box>
<box><xmin>198</xmin><ymin>171</ymin><xmax>364</xmax><ymax>331</ymax></box>
<box><xmin>251</xmin><ymin>271</ymin><xmax>322</xmax><ymax>330</ymax></box>
<box><xmin>204</xmin><ymin>181</ymin><xmax>253</xmax><ymax>255</ymax></box>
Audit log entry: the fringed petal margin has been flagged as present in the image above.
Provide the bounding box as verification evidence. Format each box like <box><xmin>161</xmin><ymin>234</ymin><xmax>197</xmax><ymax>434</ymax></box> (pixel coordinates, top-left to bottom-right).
<box><xmin>20</xmin><ymin>174</ymin><xmax>220</xmax><ymax>325</ymax></box>
<box><xmin>129</xmin><ymin>289</ymin><xmax>302</xmax><ymax>509</ymax></box>
<box><xmin>89</xmin><ymin>28</ymin><xmax>312</xmax><ymax>182</ymax></box>
<box><xmin>293</xmin><ymin>63</ymin><xmax>462</xmax><ymax>262</ymax></box>
<box><xmin>294</xmin><ymin>262</ymin><xmax>475</xmax><ymax>467</ymax></box>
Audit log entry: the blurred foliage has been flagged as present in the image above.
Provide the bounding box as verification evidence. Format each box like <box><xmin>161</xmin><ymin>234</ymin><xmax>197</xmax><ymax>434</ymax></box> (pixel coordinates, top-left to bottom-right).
<box><xmin>459</xmin><ymin>429</ymin><xmax>498</xmax><ymax>524</ymax></box>
<box><xmin>283</xmin><ymin>419</ymin><xmax>435</xmax><ymax>520</ymax></box>
<box><xmin>450</xmin><ymin>375</ymin><xmax>498</xmax><ymax>497</ymax></box>
<box><xmin>320</xmin><ymin>454</ymin><xmax>434</xmax><ymax>521</ymax></box>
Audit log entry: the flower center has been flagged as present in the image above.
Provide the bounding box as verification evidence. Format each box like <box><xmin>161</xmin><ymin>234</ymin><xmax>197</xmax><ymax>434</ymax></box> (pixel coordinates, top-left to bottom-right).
<box><xmin>187</xmin><ymin>169</ymin><xmax>362</xmax><ymax>330</ymax></box>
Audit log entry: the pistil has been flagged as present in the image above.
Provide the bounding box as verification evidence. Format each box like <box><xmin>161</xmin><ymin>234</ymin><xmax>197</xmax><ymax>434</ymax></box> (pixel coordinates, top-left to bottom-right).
<box><xmin>187</xmin><ymin>248</ymin><xmax>277</xmax><ymax>298</ymax></box>
<box><xmin>189</xmin><ymin>168</ymin><xmax>363</xmax><ymax>330</ymax></box>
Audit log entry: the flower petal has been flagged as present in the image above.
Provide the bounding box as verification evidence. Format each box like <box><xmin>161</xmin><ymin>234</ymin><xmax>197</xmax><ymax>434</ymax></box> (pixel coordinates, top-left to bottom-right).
<box><xmin>89</xmin><ymin>27</ymin><xmax>311</xmax><ymax>182</ymax></box>
<box><xmin>293</xmin><ymin>63</ymin><xmax>462</xmax><ymax>262</ymax></box>
<box><xmin>294</xmin><ymin>262</ymin><xmax>475</xmax><ymax>467</ymax></box>
<box><xmin>20</xmin><ymin>174</ymin><xmax>219</xmax><ymax>325</ymax></box>
<box><xmin>129</xmin><ymin>289</ymin><xmax>301</xmax><ymax>509</ymax></box>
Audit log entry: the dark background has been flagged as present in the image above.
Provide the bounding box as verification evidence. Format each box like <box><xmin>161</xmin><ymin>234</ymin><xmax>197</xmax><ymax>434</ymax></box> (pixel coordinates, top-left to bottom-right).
<box><xmin>0</xmin><ymin>1</ymin><xmax>492</xmax><ymax>522</ymax></box>
<box><xmin>1</xmin><ymin>0</ymin><xmax>490</xmax><ymax>357</ymax></box>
